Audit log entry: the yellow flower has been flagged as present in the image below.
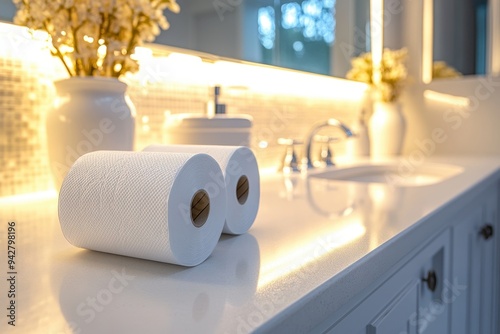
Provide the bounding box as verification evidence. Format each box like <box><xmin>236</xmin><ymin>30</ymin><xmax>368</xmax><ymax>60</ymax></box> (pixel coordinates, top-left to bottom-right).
<box><xmin>347</xmin><ymin>48</ymin><xmax>409</xmax><ymax>102</ymax></box>
<box><xmin>432</xmin><ymin>61</ymin><xmax>462</xmax><ymax>79</ymax></box>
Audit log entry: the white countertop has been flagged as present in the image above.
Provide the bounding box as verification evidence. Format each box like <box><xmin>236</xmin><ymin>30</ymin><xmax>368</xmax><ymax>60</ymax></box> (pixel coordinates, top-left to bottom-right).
<box><xmin>1</xmin><ymin>156</ymin><xmax>499</xmax><ymax>334</ymax></box>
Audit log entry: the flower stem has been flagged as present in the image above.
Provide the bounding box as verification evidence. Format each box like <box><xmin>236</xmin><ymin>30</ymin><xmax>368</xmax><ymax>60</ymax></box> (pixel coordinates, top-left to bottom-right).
<box><xmin>42</xmin><ymin>21</ymin><xmax>74</xmax><ymax>77</ymax></box>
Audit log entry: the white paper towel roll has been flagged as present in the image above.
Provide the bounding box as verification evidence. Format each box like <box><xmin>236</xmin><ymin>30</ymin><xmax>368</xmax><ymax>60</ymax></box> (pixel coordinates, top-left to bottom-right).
<box><xmin>143</xmin><ymin>145</ymin><xmax>260</xmax><ymax>235</ymax></box>
<box><xmin>58</xmin><ymin>150</ymin><xmax>226</xmax><ymax>266</ymax></box>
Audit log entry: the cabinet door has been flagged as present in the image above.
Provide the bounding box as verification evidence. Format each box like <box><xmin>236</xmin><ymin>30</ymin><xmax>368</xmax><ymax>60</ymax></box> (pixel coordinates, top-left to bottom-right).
<box><xmin>326</xmin><ymin>231</ymin><xmax>450</xmax><ymax>334</ymax></box>
<box><xmin>366</xmin><ymin>281</ymin><xmax>419</xmax><ymax>334</ymax></box>
<box><xmin>451</xmin><ymin>191</ymin><xmax>498</xmax><ymax>334</ymax></box>
<box><xmin>481</xmin><ymin>195</ymin><xmax>498</xmax><ymax>334</ymax></box>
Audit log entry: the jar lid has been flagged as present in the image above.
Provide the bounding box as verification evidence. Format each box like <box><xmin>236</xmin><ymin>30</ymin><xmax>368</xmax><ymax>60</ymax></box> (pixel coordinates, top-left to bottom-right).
<box><xmin>165</xmin><ymin>113</ymin><xmax>253</xmax><ymax>129</ymax></box>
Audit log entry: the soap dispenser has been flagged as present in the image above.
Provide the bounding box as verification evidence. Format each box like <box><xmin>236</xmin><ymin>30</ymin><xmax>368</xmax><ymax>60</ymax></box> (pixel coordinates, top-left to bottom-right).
<box><xmin>214</xmin><ymin>86</ymin><xmax>226</xmax><ymax>115</ymax></box>
<box><xmin>345</xmin><ymin>109</ymin><xmax>370</xmax><ymax>157</ymax></box>
<box><xmin>164</xmin><ymin>85</ymin><xmax>253</xmax><ymax>146</ymax></box>
<box><xmin>206</xmin><ymin>86</ymin><xmax>226</xmax><ymax>116</ymax></box>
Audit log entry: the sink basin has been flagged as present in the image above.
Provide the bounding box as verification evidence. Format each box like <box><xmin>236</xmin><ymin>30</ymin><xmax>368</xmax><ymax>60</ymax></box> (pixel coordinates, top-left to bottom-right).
<box><xmin>309</xmin><ymin>162</ymin><xmax>464</xmax><ymax>187</ymax></box>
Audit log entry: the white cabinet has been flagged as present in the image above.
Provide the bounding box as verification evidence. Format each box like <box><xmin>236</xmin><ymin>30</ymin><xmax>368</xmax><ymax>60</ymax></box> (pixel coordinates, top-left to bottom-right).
<box><xmin>322</xmin><ymin>185</ymin><xmax>499</xmax><ymax>334</ymax></box>
<box><xmin>327</xmin><ymin>231</ymin><xmax>451</xmax><ymax>334</ymax></box>
<box><xmin>366</xmin><ymin>282</ymin><xmax>419</xmax><ymax>334</ymax></box>
<box><xmin>450</xmin><ymin>187</ymin><xmax>498</xmax><ymax>334</ymax></box>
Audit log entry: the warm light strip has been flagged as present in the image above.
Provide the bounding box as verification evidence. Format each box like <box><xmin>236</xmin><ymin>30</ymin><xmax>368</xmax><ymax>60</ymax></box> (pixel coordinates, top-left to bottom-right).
<box><xmin>422</xmin><ymin>0</ymin><xmax>434</xmax><ymax>84</ymax></box>
<box><xmin>490</xmin><ymin>0</ymin><xmax>500</xmax><ymax>75</ymax></box>
<box><xmin>167</xmin><ymin>52</ymin><xmax>203</xmax><ymax>65</ymax></box>
<box><xmin>1</xmin><ymin>21</ymin><xmax>366</xmax><ymax>102</ymax></box>
<box><xmin>132</xmin><ymin>43</ymin><xmax>368</xmax><ymax>100</ymax></box>
<box><xmin>0</xmin><ymin>190</ymin><xmax>58</xmax><ymax>206</ymax></box>
<box><xmin>131</xmin><ymin>46</ymin><xmax>153</xmax><ymax>61</ymax></box>
<box><xmin>129</xmin><ymin>52</ymin><xmax>208</xmax><ymax>85</ymax></box>
<box><xmin>0</xmin><ymin>22</ymin><xmax>52</xmax><ymax>61</ymax></box>
<box><xmin>257</xmin><ymin>221</ymin><xmax>366</xmax><ymax>289</ymax></box>
<box><xmin>370</xmin><ymin>0</ymin><xmax>384</xmax><ymax>84</ymax></box>
<box><xmin>213</xmin><ymin>60</ymin><xmax>368</xmax><ymax>100</ymax></box>
<box><xmin>423</xmin><ymin>90</ymin><xmax>470</xmax><ymax>107</ymax></box>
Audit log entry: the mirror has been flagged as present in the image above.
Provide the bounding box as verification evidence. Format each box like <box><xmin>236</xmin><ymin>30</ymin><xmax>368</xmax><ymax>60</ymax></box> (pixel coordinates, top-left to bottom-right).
<box><xmin>432</xmin><ymin>0</ymin><xmax>489</xmax><ymax>78</ymax></box>
<box><xmin>0</xmin><ymin>0</ymin><xmax>371</xmax><ymax>78</ymax></box>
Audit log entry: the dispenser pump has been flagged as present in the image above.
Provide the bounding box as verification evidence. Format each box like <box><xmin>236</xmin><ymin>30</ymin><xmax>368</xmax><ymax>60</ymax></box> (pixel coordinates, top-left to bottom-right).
<box><xmin>214</xmin><ymin>86</ymin><xmax>226</xmax><ymax>114</ymax></box>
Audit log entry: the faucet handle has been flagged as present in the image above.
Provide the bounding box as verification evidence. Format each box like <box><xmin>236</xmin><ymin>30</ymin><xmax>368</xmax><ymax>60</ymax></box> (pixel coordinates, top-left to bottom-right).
<box><xmin>303</xmin><ymin>118</ymin><xmax>354</xmax><ymax>170</ymax></box>
<box><xmin>313</xmin><ymin>135</ymin><xmax>340</xmax><ymax>143</ymax></box>
<box><xmin>278</xmin><ymin>138</ymin><xmax>303</xmax><ymax>173</ymax></box>
<box><xmin>314</xmin><ymin>135</ymin><xmax>338</xmax><ymax>167</ymax></box>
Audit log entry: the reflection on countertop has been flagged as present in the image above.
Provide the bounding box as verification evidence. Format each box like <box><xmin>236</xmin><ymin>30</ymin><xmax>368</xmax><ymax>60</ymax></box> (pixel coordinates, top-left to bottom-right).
<box><xmin>53</xmin><ymin>233</ymin><xmax>260</xmax><ymax>333</ymax></box>
<box><xmin>1</xmin><ymin>156</ymin><xmax>499</xmax><ymax>333</ymax></box>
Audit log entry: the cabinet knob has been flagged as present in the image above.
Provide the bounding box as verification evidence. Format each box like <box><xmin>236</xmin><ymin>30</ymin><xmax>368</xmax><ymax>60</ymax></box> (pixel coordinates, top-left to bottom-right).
<box><xmin>480</xmin><ymin>224</ymin><xmax>494</xmax><ymax>240</ymax></box>
<box><xmin>422</xmin><ymin>270</ymin><xmax>437</xmax><ymax>292</ymax></box>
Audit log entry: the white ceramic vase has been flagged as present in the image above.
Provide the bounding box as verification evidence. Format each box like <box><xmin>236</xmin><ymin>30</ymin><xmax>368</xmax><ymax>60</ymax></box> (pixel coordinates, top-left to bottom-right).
<box><xmin>345</xmin><ymin>118</ymin><xmax>370</xmax><ymax>157</ymax></box>
<box><xmin>369</xmin><ymin>101</ymin><xmax>406</xmax><ymax>158</ymax></box>
<box><xmin>46</xmin><ymin>77</ymin><xmax>136</xmax><ymax>188</ymax></box>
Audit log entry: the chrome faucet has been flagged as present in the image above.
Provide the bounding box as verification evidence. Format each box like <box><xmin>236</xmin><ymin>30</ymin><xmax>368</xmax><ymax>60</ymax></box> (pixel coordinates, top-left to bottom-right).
<box><xmin>303</xmin><ymin>118</ymin><xmax>354</xmax><ymax>169</ymax></box>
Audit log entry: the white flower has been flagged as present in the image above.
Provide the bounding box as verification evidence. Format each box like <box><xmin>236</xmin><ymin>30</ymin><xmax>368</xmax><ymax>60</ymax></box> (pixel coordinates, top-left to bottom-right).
<box><xmin>13</xmin><ymin>0</ymin><xmax>180</xmax><ymax>78</ymax></box>
<box><xmin>346</xmin><ymin>48</ymin><xmax>408</xmax><ymax>102</ymax></box>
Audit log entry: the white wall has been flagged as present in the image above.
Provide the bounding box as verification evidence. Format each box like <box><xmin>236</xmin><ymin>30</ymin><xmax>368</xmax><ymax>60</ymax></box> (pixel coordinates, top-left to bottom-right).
<box><xmin>402</xmin><ymin>77</ymin><xmax>500</xmax><ymax>157</ymax></box>
<box><xmin>385</xmin><ymin>0</ymin><xmax>500</xmax><ymax>157</ymax></box>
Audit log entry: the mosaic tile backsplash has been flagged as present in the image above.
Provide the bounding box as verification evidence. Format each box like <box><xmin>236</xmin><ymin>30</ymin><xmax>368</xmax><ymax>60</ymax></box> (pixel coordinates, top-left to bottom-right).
<box><xmin>0</xmin><ymin>52</ymin><xmax>55</xmax><ymax>196</ymax></box>
<box><xmin>0</xmin><ymin>23</ymin><xmax>367</xmax><ymax>197</ymax></box>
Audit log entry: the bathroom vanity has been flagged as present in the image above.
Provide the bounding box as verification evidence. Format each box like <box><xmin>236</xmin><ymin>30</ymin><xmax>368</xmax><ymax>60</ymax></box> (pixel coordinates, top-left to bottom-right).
<box><xmin>258</xmin><ymin>157</ymin><xmax>500</xmax><ymax>334</ymax></box>
<box><xmin>1</xmin><ymin>156</ymin><xmax>499</xmax><ymax>333</ymax></box>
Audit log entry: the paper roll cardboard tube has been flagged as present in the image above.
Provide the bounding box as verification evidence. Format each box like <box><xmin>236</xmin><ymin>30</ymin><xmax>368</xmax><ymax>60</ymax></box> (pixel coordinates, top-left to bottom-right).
<box><xmin>143</xmin><ymin>145</ymin><xmax>260</xmax><ymax>235</ymax></box>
